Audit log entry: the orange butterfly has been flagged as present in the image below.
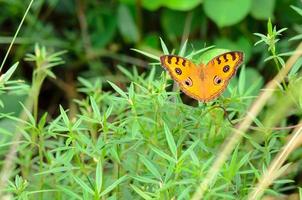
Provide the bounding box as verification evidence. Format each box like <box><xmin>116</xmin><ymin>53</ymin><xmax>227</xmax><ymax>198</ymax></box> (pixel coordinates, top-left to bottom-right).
<box><xmin>160</xmin><ymin>51</ymin><xmax>244</xmax><ymax>102</ymax></box>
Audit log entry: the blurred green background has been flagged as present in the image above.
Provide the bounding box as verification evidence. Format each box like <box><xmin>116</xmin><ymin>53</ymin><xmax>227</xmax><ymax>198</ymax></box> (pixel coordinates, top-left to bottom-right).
<box><xmin>0</xmin><ymin>0</ymin><xmax>301</xmax><ymax>113</ymax></box>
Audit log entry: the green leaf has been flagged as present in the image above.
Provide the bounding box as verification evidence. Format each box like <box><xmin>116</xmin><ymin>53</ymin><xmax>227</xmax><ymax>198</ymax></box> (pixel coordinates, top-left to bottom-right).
<box><xmin>20</xmin><ymin>102</ymin><xmax>35</xmax><ymax>126</ymax></box>
<box><xmin>197</xmin><ymin>48</ymin><xmax>228</xmax><ymax>64</ymax></box>
<box><xmin>141</xmin><ymin>0</ymin><xmax>202</xmax><ymax>11</ymax></box>
<box><xmin>139</xmin><ymin>154</ymin><xmax>162</xmax><ymax>180</ymax></box>
<box><xmin>105</xmin><ymin>105</ymin><xmax>113</xmax><ymax>119</ymax></box>
<box><xmin>117</xmin><ymin>65</ymin><xmax>134</xmax><ymax>80</ymax></box>
<box><xmin>130</xmin><ymin>184</ymin><xmax>153</xmax><ymax>200</ymax></box>
<box><xmin>1</xmin><ymin>62</ymin><xmax>18</xmax><ymax>82</ymax></box>
<box><xmin>72</xmin><ymin>175</ymin><xmax>94</xmax><ymax>195</ymax></box>
<box><xmin>90</xmin><ymin>96</ymin><xmax>101</xmax><ymax>120</ymax></box>
<box><xmin>291</xmin><ymin>5</ymin><xmax>302</xmax><ymax>16</ymax></box>
<box><xmin>161</xmin><ymin>9</ymin><xmax>186</xmax><ymax>37</ymax></box>
<box><xmin>289</xmin><ymin>57</ymin><xmax>302</xmax><ymax>76</ymax></box>
<box><xmin>163</xmin><ymin>123</ymin><xmax>177</xmax><ymax>159</ymax></box>
<box><xmin>130</xmin><ymin>175</ymin><xmax>158</xmax><ymax>184</ymax></box>
<box><xmin>100</xmin><ymin>175</ymin><xmax>127</xmax><ymax>196</ymax></box>
<box><xmin>203</xmin><ymin>0</ymin><xmax>252</xmax><ymax>27</ymax></box>
<box><xmin>59</xmin><ymin>105</ymin><xmax>70</xmax><ymax>127</ymax></box>
<box><xmin>131</xmin><ymin>48</ymin><xmax>159</xmax><ymax>61</ymax></box>
<box><xmin>250</xmin><ymin>0</ymin><xmax>275</xmax><ymax>20</ymax></box>
<box><xmin>88</xmin><ymin>8</ymin><xmax>117</xmax><ymax>48</ymax></box>
<box><xmin>244</xmin><ymin>68</ymin><xmax>263</xmax><ymax>96</ymax></box>
<box><xmin>35</xmin><ymin>166</ymin><xmax>79</xmax><ymax>175</ymax></box>
<box><xmin>38</xmin><ymin>112</ymin><xmax>48</xmax><ymax>130</ymax></box>
<box><xmin>289</xmin><ymin>34</ymin><xmax>302</xmax><ymax>41</ymax></box>
<box><xmin>214</xmin><ymin>37</ymin><xmax>252</xmax><ymax>62</ymax></box>
<box><xmin>163</xmin><ymin>0</ymin><xmax>202</xmax><ymax>11</ymax></box>
<box><xmin>238</xmin><ymin>65</ymin><xmax>246</xmax><ymax>96</ymax></box>
<box><xmin>108</xmin><ymin>81</ymin><xmax>128</xmax><ymax>99</ymax></box>
<box><xmin>164</xmin><ymin>162</ymin><xmax>175</xmax><ymax>182</ymax></box>
<box><xmin>109</xmin><ymin>145</ymin><xmax>121</xmax><ymax>163</ymax></box>
<box><xmin>57</xmin><ymin>185</ymin><xmax>82</xmax><ymax>200</ymax></box>
<box><xmin>178</xmin><ymin>186</ymin><xmax>192</xmax><ymax>200</ymax></box>
<box><xmin>117</xmin><ymin>4</ymin><xmax>139</xmax><ymax>43</ymax></box>
<box><xmin>160</xmin><ymin>37</ymin><xmax>169</xmax><ymax>55</ymax></box>
<box><xmin>96</xmin><ymin>159</ymin><xmax>103</xmax><ymax>194</ymax></box>
<box><xmin>179</xmin><ymin>39</ymin><xmax>188</xmax><ymax>57</ymax></box>
<box><xmin>187</xmin><ymin>45</ymin><xmax>214</xmax><ymax>59</ymax></box>
<box><xmin>149</xmin><ymin>145</ymin><xmax>176</xmax><ymax>163</ymax></box>
<box><xmin>179</xmin><ymin>140</ymin><xmax>199</xmax><ymax>161</ymax></box>
<box><xmin>267</xmin><ymin>18</ymin><xmax>273</xmax><ymax>36</ymax></box>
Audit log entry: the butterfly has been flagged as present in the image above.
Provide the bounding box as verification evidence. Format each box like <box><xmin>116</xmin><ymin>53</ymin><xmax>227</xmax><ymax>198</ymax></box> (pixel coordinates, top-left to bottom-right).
<box><xmin>160</xmin><ymin>51</ymin><xmax>244</xmax><ymax>102</ymax></box>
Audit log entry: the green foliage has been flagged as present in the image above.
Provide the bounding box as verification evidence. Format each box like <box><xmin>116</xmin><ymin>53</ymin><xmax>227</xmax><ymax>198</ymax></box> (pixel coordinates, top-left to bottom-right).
<box><xmin>250</xmin><ymin>0</ymin><xmax>275</xmax><ymax>20</ymax></box>
<box><xmin>118</xmin><ymin>4</ymin><xmax>140</xmax><ymax>43</ymax></box>
<box><xmin>120</xmin><ymin>0</ymin><xmax>202</xmax><ymax>11</ymax></box>
<box><xmin>0</xmin><ymin>0</ymin><xmax>302</xmax><ymax>199</ymax></box>
<box><xmin>204</xmin><ymin>0</ymin><xmax>252</xmax><ymax>27</ymax></box>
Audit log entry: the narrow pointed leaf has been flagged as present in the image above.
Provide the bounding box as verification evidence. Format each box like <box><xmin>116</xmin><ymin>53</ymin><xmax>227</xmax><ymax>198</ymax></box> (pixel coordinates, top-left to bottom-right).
<box><xmin>100</xmin><ymin>175</ymin><xmax>127</xmax><ymax>196</ymax></box>
<box><xmin>163</xmin><ymin>123</ymin><xmax>177</xmax><ymax>159</ymax></box>
<box><xmin>160</xmin><ymin>37</ymin><xmax>169</xmax><ymax>54</ymax></box>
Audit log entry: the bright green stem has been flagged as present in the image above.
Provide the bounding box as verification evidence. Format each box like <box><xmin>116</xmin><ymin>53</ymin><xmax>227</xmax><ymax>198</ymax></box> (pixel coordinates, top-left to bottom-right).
<box><xmin>32</xmin><ymin>83</ymin><xmax>42</xmax><ymax>122</ymax></box>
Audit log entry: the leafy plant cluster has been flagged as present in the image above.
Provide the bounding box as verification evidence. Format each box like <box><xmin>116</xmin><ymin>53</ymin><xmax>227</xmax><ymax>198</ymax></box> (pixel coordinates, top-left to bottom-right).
<box><xmin>0</xmin><ymin>0</ymin><xmax>301</xmax><ymax>199</ymax></box>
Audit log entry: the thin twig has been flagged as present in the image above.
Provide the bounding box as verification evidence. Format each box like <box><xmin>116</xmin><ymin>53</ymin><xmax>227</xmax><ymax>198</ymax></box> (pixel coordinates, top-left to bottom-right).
<box><xmin>76</xmin><ymin>0</ymin><xmax>92</xmax><ymax>55</ymax></box>
<box><xmin>0</xmin><ymin>0</ymin><xmax>34</xmax><ymax>71</ymax></box>
<box><xmin>191</xmin><ymin>42</ymin><xmax>302</xmax><ymax>200</ymax></box>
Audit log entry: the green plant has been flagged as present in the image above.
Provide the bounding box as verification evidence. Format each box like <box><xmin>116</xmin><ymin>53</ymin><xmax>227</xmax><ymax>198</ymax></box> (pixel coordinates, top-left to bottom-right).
<box><xmin>0</xmin><ymin>1</ymin><xmax>302</xmax><ymax>200</ymax></box>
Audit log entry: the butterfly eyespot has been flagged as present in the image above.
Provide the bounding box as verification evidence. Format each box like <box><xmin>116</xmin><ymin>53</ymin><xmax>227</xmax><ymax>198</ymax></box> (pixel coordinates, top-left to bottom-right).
<box><xmin>184</xmin><ymin>77</ymin><xmax>193</xmax><ymax>87</ymax></box>
<box><xmin>213</xmin><ymin>76</ymin><xmax>223</xmax><ymax>85</ymax></box>
<box><xmin>175</xmin><ymin>68</ymin><xmax>182</xmax><ymax>75</ymax></box>
<box><xmin>223</xmin><ymin>65</ymin><xmax>230</xmax><ymax>73</ymax></box>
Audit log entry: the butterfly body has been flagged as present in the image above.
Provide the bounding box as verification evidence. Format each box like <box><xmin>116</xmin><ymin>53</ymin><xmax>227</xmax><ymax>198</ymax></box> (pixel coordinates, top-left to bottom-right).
<box><xmin>160</xmin><ymin>51</ymin><xmax>244</xmax><ymax>102</ymax></box>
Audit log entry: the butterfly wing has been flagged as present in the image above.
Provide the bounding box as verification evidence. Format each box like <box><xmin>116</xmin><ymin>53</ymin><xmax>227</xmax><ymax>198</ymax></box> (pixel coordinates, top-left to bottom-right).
<box><xmin>160</xmin><ymin>55</ymin><xmax>205</xmax><ymax>101</ymax></box>
<box><xmin>160</xmin><ymin>51</ymin><xmax>244</xmax><ymax>102</ymax></box>
<box><xmin>198</xmin><ymin>51</ymin><xmax>244</xmax><ymax>102</ymax></box>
